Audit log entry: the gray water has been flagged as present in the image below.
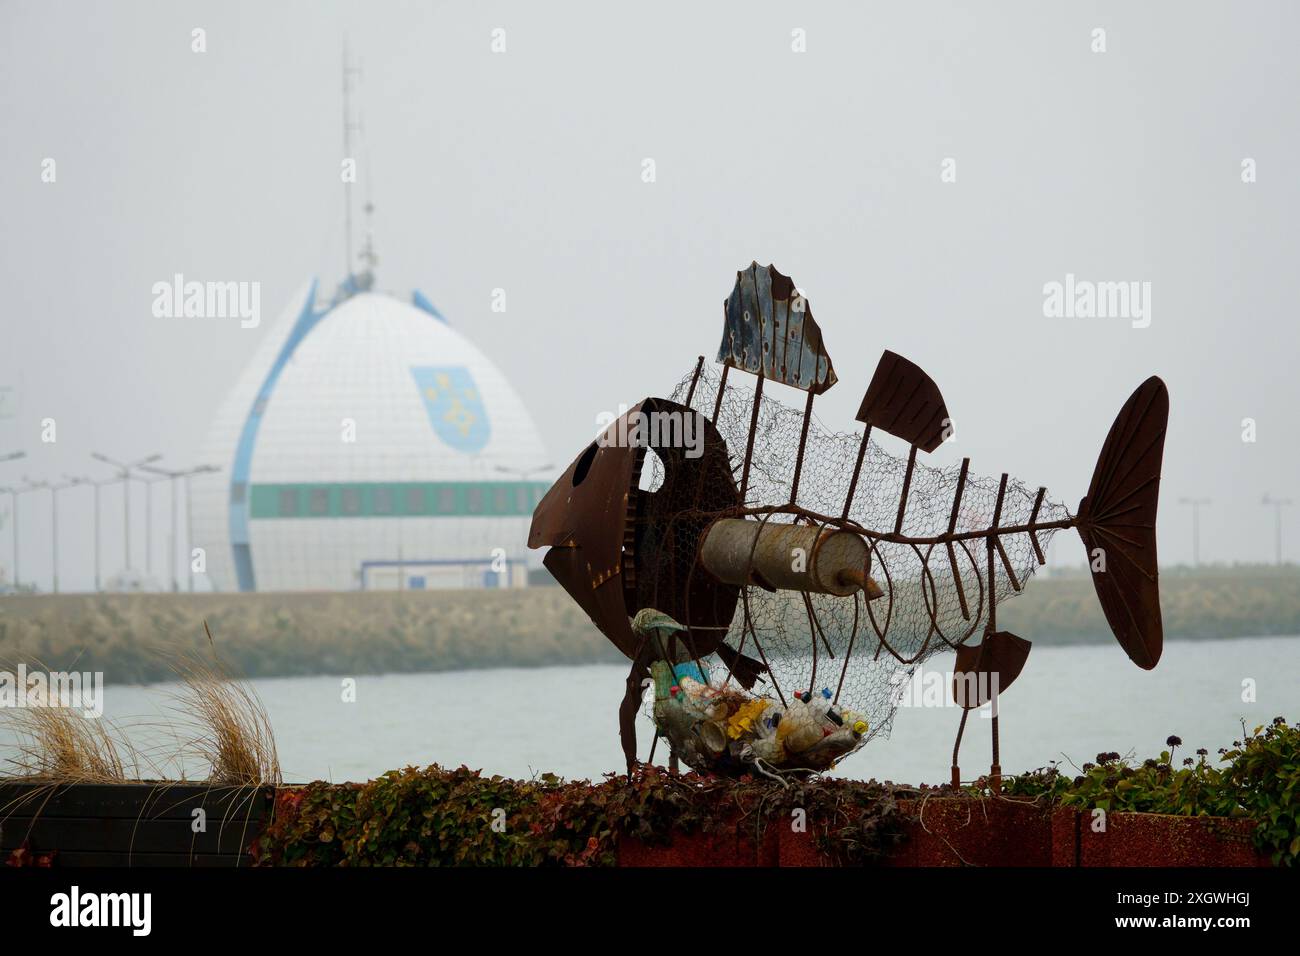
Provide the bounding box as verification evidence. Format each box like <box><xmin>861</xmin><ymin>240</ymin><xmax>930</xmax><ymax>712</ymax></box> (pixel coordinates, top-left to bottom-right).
<box><xmin>2</xmin><ymin>635</ymin><xmax>1296</xmax><ymax>785</ymax></box>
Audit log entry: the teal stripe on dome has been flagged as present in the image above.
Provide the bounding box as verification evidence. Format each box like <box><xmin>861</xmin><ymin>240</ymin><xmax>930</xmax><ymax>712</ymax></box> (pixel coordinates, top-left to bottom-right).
<box><xmin>248</xmin><ymin>481</ymin><xmax>550</xmax><ymax>519</ymax></box>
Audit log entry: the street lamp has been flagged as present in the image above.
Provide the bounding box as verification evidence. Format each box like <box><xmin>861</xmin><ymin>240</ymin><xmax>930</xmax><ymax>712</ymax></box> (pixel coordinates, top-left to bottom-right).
<box><xmin>91</xmin><ymin>452</ymin><xmax>161</xmax><ymax>574</ymax></box>
<box><xmin>142</xmin><ymin>462</ymin><xmax>220</xmax><ymax>592</ymax></box>
<box><xmin>1177</xmin><ymin>497</ymin><xmax>1211</xmax><ymax>567</ymax></box>
<box><xmin>23</xmin><ymin>477</ymin><xmax>53</xmax><ymax>592</ymax></box>
<box><xmin>64</xmin><ymin>474</ymin><xmax>106</xmax><ymax>592</ymax></box>
<box><xmin>27</xmin><ymin>476</ymin><xmax>85</xmax><ymax>594</ymax></box>
<box><xmin>0</xmin><ymin>452</ymin><xmax>24</xmax><ymax>591</ymax></box>
<box><xmin>139</xmin><ymin>472</ymin><xmax>172</xmax><ymax>584</ymax></box>
<box><xmin>1262</xmin><ymin>494</ymin><xmax>1294</xmax><ymax>566</ymax></box>
<box><xmin>2</xmin><ymin>479</ymin><xmax>44</xmax><ymax>591</ymax></box>
<box><xmin>0</xmin><ymin>485</ymin><xmax>18</xmax><ymax>590</ymax></box>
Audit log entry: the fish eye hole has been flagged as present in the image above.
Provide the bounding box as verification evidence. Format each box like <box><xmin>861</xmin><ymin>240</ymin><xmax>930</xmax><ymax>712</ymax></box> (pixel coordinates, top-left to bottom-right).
<box><xmin>572</xmin><ymin>443</ymin><xmax>598</xmax><ymax>487</ymax></box>
<box><xmin>637</xmin><ymin>446</ymin><xmax>665</xmax><ymax>493</ymax></box>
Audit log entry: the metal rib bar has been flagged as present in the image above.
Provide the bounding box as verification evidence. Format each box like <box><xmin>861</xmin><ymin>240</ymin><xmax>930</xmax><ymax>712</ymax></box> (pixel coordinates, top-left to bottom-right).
<box><xmin>684</xmin><ymin>355</ymin><xmax>705</xmax><ymax>407</ymax></box>
<box><xmin>841</xmin><ymin>425</ymin><xmax>871</xmax><ymax>520</ymax></box>
<box><xmin>738</xmin><ymin>374</ymin><xmax>764</xmax><ymax>502</ymax></box>
<box><xmin>893</xmin><ymin>444</ymin><xmax>919</xmax><ymax>534</ymax></box>
<box><xmin>789</xmin><ymin>388</ymin><xmax>816</xmax><ymax>505</ymax></box>
<box><xmin>833</xmin><ymin>591</ymin><xmax>861</xmax><ymax>706</ymax></box>
<box><xmin>711</xmin><ymin>364</ymin><xmax>730</xmax><ymax>424</ymax></box>
<box><xmin>1027</xmin><ymin>486</ymin><xmax>1047</xmax><ymax>564</ymax></box>
<box><xmin>946</xmin><ymin>458</ymin><xmax>971</xmax><ymax>619</ymax></box>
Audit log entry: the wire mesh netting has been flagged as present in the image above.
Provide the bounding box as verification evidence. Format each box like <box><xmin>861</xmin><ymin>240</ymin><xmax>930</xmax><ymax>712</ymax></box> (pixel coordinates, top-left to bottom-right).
<box><xmin>636</xmin><ymin>362</ymin><xmax>1071</xmax><ymax>755</ymax></box>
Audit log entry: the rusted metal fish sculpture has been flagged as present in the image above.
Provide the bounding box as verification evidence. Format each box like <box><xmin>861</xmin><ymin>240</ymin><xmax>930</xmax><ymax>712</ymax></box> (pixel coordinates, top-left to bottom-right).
<box><xmin>529</xmin><ymin>263</ymin><xmax>1169</xmax><ymax>786</ymax></box>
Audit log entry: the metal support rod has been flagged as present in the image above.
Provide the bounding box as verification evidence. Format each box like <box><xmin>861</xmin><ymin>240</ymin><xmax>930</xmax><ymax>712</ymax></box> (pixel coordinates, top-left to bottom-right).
<box><xmin>803</xmin><ymin>590</ymin><xmax>819</xmax><ymax>694</ymax></box>
<box><xmin>833</xmin><ymin>591</ymin><xmax>861</xmax><ymax>705</ymax></box>
<box><xmin>1027</xmin><ymin>486</ymin><xmax>1047</xmax><ymax>564</ymax></box>
<box><xmin>684</xmin><ymin>355</ymin><xmax>704</xmax><ymax>407</ymax></box>
<box><xmin>994</xmin><ymin>536</ymin><xmax>1022</xmax><ymax>592</ymax></box>
<box><xmin>951</xmin><ymin>708</ymin><xmax>969</xmax><ymax>789</ymax></box>
<box><xmin>738</xmin><ymin>373</ymin><xmax>764</xmax><ymax>502</ymax></box>
<box><xmin>893</xmin><ymin>444</ymin><xmax>919</xmax><ymax>534</ymax></box>
<box><xmin>733</xmin><ymin>504</ymin><xmax>1074</xmax><ymax>546</ymax></box>
<box><xmin>985</xmin><ymin>479</ymin><xmax>1005</xmax><ymax>794</ymax></box>
<box><xmin>789</xmin><ymin>388</ymin><xmax>816</xmax><ymax>506</ymax></box>
<box><xmin>987</xmin><ymin>476</ymin><xmax>1005</xmax><ymax>633</ymax></box>
<box><xmin>990</xmin><ymin>694</ymin><xmax>1002</xmax><ymax>795</ymax></box>
<box><xmin>710</xmin><ymin>364</ymin><xmax>729</xmax><ymax>425</ymax></box>
<box><xmin>840</xmin><ymin>425</ymin><xmax>871</xmax><ymax>520</ymax></box>
<box><xmin>946</xmin><ymin>458</ymin><xmax>971</xmax><ymax>620</ymax></box>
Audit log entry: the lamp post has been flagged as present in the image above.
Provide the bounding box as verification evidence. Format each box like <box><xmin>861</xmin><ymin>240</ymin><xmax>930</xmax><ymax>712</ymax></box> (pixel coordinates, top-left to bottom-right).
<box><xmin>1262</xmin><ymin>494</ymin><xmax>1294</xmax><ymax>566</ymax></box>
<box><xmin>0</xmin><ymin>451</ymin><xmax>24</xmax><ymax>591</ymax></box>
<box><xmin>91</xmin><ymin>452</ymin><xmax>161</xmax><ymax>575</ymax></box>
<box><xmin>30</xmin><ymin>476</ymin><xmax>84</xmax><ymax>594</ymax></box>
<box><xmin>141</xmin><ymin>463</ymin><xmax>219</xmax><ymax>593</ymax></box>
<box><xmin>64</xmin><ymin>474</ymin><xmax>105</xmax><ymax>592</ymax></box>
<box><xmin>140</xmin><ymin>472</ymin><xmax>171</xmax><ymax>584</ymax></box>
<box><xmin>2</xmin><ymin>480</ymin><xmax>44</xmax><ymax>591</ymax></box>
<box><xmin>1178</xmin><ymin>497</ymin><xmax>1211</xmax><ymax>567</ymax></box>
<box><xmin>0</xmin><ymin>485</ymin><xmax>17</xmax><ymax>589</ymax></box>
<box><xmin>23</xmin><ymin>477</ymin><xmax>54</xmax><ymax>592</ymax></box>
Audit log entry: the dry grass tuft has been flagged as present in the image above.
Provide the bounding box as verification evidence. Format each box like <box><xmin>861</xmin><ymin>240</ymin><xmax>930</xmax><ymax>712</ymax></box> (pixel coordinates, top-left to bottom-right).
<box><xmin>1</xmin><ymin>629</ymin><xmax>281</xmax><ymax>788</ymax></box>
<box><xmin>167</xmin><ymin>638</ymin><xmax>281</xmax><ymax>788</ymax></box>
<box><xmin>3</xmin><ymin>704</ymin><xmax>134</xmax><ymax>783</ymax></box>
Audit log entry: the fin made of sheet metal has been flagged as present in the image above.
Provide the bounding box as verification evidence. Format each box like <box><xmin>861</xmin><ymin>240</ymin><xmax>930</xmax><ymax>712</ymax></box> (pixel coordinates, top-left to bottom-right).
<box><xmin>856</xmin><ymin>350</ymin><xmax>951</xmax><ymax>453</ymax></box>
<box><xmin>1077</xmin><ymin>376</ymin><xmax>1168</xmax><ymax>670</ymax></box>
<box><xmin>716</xmin><ymin>262</ymin><xmax>837</xmax><ymax>394</ymax></box>
<box><xmin>952</xmin><ymin>631</ymin><xmax>1031</xmax><ymax>709</ymax></box>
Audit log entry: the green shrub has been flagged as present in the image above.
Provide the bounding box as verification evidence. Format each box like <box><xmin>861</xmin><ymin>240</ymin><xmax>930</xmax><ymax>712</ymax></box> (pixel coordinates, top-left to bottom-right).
<box><xmin>252</xmin><ymin>764</ymin><xmax>913</xmax><ymax>866</ymax></box>
<box><xmin>1004</xmin><ymin>717</ymin><xmax>1299</xmax><ymax>866</ymax></box>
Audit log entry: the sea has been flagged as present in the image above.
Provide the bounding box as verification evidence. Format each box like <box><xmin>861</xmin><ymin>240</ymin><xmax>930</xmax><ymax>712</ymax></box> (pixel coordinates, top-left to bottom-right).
<box><xmin>1</xmin><ymin>635</ymin><xmax>1296</xmax><ymax>785</ymax></box>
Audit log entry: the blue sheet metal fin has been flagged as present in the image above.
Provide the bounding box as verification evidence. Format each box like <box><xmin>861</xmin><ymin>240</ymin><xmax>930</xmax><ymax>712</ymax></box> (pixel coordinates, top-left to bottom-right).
<box><xmin>716</xmin><ymin>262</ymin><xmax>837</xmax><ymax>394</ymax></box>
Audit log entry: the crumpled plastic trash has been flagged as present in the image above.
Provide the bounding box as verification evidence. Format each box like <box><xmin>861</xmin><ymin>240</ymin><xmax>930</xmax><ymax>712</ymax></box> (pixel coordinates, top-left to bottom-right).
<box><xmin>651</xmin><ymin>662</ymin><xmax>868</xmax><ymax>775</ymax></box>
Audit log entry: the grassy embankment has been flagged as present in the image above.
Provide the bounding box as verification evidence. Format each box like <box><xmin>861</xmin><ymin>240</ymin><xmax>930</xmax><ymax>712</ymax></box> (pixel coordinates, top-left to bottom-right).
<box><xmin>0</xmin><ymin>567</ymin><xmax>1296</xmax><ymax>685</ymax></box>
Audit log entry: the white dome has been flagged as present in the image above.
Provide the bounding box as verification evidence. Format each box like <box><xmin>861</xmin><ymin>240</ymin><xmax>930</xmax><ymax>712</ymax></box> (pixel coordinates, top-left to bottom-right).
<box><xmin>190</xmin><ymin>282</ymin><xmax>549</xmax><ymax>591</ymax></box>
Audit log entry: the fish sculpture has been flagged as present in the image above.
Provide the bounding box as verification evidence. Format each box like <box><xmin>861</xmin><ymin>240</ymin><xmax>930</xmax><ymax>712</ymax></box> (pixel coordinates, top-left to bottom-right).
<box><xmin>529</xmin><ymin>263</ymin><xmax>1169</xmax><ymax>786</ymax></box>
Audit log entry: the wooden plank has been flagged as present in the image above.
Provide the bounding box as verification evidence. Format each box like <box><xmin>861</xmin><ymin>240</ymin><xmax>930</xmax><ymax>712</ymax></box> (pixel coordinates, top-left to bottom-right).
<box><xmin>33</xmin><ymin>850</ymin><xmax>254</xmax><ymax>868</ymax></box>
<box><xmin>0</xmin><ymin>816</ymin><xmax>263</xmax><ymax>856</ymax></box>
<box><xmin>0</xmin><ymin>782</ymin><xmax>272</xmax><ymax>821</ymax></box>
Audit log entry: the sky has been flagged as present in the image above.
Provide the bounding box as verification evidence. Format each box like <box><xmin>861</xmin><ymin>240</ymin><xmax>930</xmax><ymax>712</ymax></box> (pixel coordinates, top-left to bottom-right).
<box><xmin>0</xmin><ymin>0</ymin><xmax>1297</xmax><ymax>591</ymax></box>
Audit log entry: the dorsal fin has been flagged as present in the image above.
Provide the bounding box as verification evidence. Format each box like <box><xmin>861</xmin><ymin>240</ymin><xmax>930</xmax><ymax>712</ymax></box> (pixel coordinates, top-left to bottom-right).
<box><xmin>856</xmin><ymin>350</ymin><xmax>951</xmax><ymax>452</ymax></box>
<box><xmin>716</xmin><ymin>262</ymin><xmax>837</xmax><ymax>394</ymax></box>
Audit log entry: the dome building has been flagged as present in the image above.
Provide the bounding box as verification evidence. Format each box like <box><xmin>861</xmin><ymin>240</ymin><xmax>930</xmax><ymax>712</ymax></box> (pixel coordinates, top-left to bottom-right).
<box><xmin>189</xmin><ymin>276</ymin><xmax>550</xmax><ymax>591</ymax></box>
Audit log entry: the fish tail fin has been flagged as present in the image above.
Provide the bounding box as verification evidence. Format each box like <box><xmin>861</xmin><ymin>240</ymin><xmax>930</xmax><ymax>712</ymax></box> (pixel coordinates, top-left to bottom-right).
<box><xmin>1076</xmin><ymin>376</ymin><xmax>1169</xmax><ymax>669</ymax></box>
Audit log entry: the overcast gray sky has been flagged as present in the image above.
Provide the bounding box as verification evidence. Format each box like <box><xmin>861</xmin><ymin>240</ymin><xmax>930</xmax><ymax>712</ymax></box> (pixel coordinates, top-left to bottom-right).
<box><xmin>1</xmin><ymin>0</ymin><xmax>1297</xmax><ymax>591</ymax></box>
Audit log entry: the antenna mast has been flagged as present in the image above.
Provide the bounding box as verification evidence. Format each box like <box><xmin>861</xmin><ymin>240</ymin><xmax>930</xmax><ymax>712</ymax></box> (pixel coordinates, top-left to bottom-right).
<box><xmin>342</xmin><ymin>42</ymin><xmax>361</xmax><ymax>281</ymax></box>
